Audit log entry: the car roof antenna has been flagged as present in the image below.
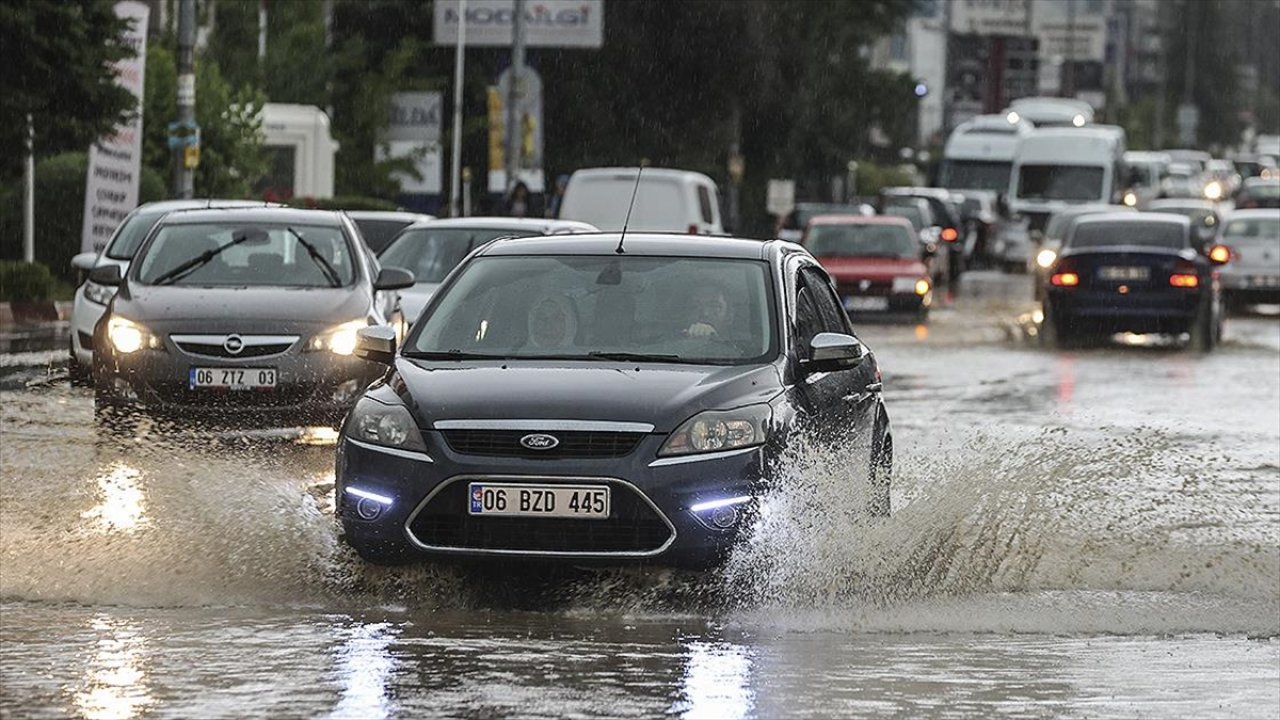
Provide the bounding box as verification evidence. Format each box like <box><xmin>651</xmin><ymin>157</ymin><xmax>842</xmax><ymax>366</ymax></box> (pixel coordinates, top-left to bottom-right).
<box><xmin>616</xmin><ymin>160</ymin><xmax>647</xmax><ymax>254</ymax></box>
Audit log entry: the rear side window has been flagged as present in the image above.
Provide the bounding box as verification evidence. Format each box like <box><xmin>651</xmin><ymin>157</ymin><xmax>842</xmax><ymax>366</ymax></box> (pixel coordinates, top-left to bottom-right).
<box><xmin>697</xmin><ymin>185</ymin><xmax>714</xmax><ymax>225</ymax></box>
<box><xmin>1224</xmin><ymin>217</ymin><xmax>1279</xmax><ymax>240</ymax></box>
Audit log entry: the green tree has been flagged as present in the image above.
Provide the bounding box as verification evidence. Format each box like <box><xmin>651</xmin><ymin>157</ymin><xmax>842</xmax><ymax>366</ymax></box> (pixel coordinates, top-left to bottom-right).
<box><xmin>0</xmin><ymin>0</ymin><xmax>138</xmax><ymax>185</ymax></box>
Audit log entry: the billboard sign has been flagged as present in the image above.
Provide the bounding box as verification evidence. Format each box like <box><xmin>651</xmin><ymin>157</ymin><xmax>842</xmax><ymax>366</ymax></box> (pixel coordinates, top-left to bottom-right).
<box><xmin>950</xmin><ymin>0</ymin><xmax>1029</xmax><ymax>36</ymax></box>
<box><xmin>434</xmin><ymin>0</ymin><xmax>603</xmax><ymax>48</ymax></box>
<box><xmin>81</xmin><ymin>1</ymin><xmax>149</xmax><ymax>254</ymax></box>
<box><xmin>380</xmin><ymin>92</ymin><xmax>443</xmax><ymax>195</ymax></box>
<box><xmin>488</xmin><ymin>66</ymin><xmax>545</xmax><ymax>193</ymax></box>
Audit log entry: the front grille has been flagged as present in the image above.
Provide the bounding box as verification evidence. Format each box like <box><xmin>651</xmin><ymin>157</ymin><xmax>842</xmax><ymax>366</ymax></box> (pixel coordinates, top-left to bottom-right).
<box><xmin>408</xmin><ymin>480</ymin><xmax>673</xmax><ymax>554</ymax></box>
<box><xmin>440</xmin><ymin>429</ymin><xmax>646</xmax><ymax>458</ymax></box>
<box><xmin>148</xmin><ymin>382</ymin><xmax>313</xmax><ymax>409</ymax></box>
<box><xmin>173</xmin><ymin>339</ymin><xmax>295</xmax><ymax>359</ymax></box>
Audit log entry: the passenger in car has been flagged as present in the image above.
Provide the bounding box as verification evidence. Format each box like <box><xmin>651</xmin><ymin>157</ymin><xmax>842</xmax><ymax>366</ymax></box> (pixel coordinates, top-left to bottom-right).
<box><xmin>524</xmin><ymin>293</ymin><xmax>579</xmax><ymax>351</ymax></box>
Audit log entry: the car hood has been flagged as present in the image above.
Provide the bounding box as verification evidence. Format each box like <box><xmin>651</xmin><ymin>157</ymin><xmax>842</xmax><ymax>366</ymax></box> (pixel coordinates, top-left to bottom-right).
<box><xmin>112</xmin><ymin>284</ymin><xmax>370</xmax><ymax>332</ymax></box>
<box><xmin>818</xmin><ymin>257</ymin><xmax>928</xmax><ymax>280</ymax></box>
<box><xmin>391</xmin><ymin>359</ymin><xmax>784</xmax><ymax>433</ymax></box>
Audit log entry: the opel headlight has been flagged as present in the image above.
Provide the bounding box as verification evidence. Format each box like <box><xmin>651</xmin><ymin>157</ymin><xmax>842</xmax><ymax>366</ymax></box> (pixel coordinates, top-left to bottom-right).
<box><xmin>83</xmin><ymin>281</ymin><xmax>116</xmax><ymax>306</ymax></box>
<box><xmin>1036</xmin><ymin>249</ymin><xmax>1058</xmax><ymax>269</ymax></box>
<box><xmin>107</xmin><ymin>316</ymin><xmax>162</xmax><ymax>353</ymax></box>
<box><xmin>308</xmin><ymin>320</ymin><xmax>367</xmax><ymax>356</ymax></box>
<box><xmin>346</xmin><ymin>396</ymin><xmax>427</xmax><ymax>452</ymax></box>
<box><xmin>659</xmin><ymin>404</ymin><xmax>771</xmax><ymax>457</ymax></box>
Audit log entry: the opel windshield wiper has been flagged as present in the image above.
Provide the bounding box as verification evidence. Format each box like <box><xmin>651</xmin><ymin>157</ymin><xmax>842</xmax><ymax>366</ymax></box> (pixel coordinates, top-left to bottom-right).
<box><xmin>153</xmin><ymin>232</ymin><xmax>253</xmax><ymax>286</ymax></box>
<box><xmin>286</xmin><ymin>227</ymin><xmax>342</xmax><ymax>287</ymax></box>
<box><xmin>587</xmin><ymin>351</ymin><xmax>684</xmax><ymax>362</ymax></box>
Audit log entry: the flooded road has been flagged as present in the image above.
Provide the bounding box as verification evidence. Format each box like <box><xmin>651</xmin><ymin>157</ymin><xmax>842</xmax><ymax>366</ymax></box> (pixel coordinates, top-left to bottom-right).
<box><xmin>3</xmin><ymin>273</ymin><xmax>1278</xmax><ymax>718</ymax></box>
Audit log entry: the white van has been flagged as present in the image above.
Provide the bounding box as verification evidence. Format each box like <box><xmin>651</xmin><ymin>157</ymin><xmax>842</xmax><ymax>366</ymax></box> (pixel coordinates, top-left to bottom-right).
<box><xmin>257</xmin><ymin>103</ymin><xmax>339</xmax><ymax>198</ymax></box>
<box><xmin>1009</xmin><ymin>126</ymin><xmax>1126</xmax><ymax>232</ymax></box>
<box><xmin>558</xmin><ymin>167</ymin><xmax>724</xmax><ymax>234</ymax></box>
<box><xmin>1007</xmin><ymin>96</ymin><xmax>1095</xmax><ymax>127</ymax></box>
<box><xmin>937</xmin><ymin>113</ymin><xmax>1036</xmax><ymax>193</ymax></box>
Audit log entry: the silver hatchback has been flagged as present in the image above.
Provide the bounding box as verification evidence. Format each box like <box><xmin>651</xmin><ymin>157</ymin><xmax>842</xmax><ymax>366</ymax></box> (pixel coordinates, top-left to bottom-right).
<box><xmin>1217</xmin><ymin>210</ymin><xmax>1280</xmax><ymax>309</ymax></box>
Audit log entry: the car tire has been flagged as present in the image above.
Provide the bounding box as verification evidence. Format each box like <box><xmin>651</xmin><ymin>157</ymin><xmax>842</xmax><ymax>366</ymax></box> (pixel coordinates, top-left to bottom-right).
<box><xmin>867</xmin><ymin>425</ymin><xmax>892</xmax><ymax>518</ymax></box>
<box><xmin>1190</xmin><ymin>297</ymin><xmax>1217</xmax><ymax>353</ymax></box>
<box><xmin>1040</xmin><ymin>300</ymin><xmax>1065</xmax><ymax>348</ymax></box>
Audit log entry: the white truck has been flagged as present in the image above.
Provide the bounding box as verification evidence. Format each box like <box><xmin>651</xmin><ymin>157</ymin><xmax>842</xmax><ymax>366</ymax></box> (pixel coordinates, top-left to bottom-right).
<box><xmin>256</xmin><ymin>103</ymin><xmax>338</xmax><ymax>199</ymax></box>
<box><xmin>937</xmin><ymin>113</ymin><xmax>1036</xmax><ymax>193</ymax></box>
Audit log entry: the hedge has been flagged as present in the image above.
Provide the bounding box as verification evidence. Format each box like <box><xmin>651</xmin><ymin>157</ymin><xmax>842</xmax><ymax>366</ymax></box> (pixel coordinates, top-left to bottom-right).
<box><xmin>0</xmin><ymin>260</ymin><xmax>55</xmax><ymax>303</ymax></box>
<box><xmin>0</xmin><ymin>153</ymin><xmax>166</xmax><ymax>283</ymax></box>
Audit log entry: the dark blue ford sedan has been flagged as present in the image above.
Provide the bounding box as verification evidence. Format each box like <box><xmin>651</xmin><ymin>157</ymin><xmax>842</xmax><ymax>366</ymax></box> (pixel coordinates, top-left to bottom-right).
<box><xmin>335</xmin><ymin>233</ymin><xmax>892</xmax><ymax>567</ymax></box>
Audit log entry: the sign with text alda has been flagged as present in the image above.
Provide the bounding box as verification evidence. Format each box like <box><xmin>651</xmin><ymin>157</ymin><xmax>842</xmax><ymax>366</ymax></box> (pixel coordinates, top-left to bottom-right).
<box><xmin>81</xmin><ymin>1</ymin><xmax>149</xmax><ymax>254</ymax></box>
<box><xmin>433</xmin><ymin>0</ymin><xmax>603</xmax><ymax>48</ymax></box>
<box><xmin>379</xmin><ymin>92</ymin><xmax>443</xmax><ymax>195</ymax></box>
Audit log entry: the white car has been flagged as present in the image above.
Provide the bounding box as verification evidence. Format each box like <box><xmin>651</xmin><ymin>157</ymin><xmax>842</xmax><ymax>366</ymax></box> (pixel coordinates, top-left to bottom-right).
<box><xmin>1216</xmin><ymin>210</ymin><xmax>1280</xmax><ymax>310</ymax></box>
<box><xmin>68</xmin><ymin>199</ymin><xmax>274</xmax><ymax>383</ymax></box>
<box><xmin>345</xmin><ymin>210</ymin><xmax>435</xmax><ymax>254</ymax></box>
<box><xmin>377</xmin><ymin>217</ymin><xmax>598</xmax><ymax>323</ymax></box>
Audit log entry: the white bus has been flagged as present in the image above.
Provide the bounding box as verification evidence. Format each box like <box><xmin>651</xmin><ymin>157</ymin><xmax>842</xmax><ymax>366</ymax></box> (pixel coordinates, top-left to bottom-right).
<box><xmin>937</xmin><ymin>113</ymin><xmax>1036</xmax><ymax>193</ymax></box>
<box><xmin>1007</xmin><ymin>96</ymin><xmax>1095</xmax><ymax>128</ymax></box>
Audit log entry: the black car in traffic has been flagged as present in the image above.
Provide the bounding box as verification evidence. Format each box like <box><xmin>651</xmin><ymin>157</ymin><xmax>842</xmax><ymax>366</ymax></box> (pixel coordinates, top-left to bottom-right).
<box><xmin>91</xmin><ymin>208</ymin><xmax>415</xmax><ymax>427</ymax></box>
<box><xmin>335</xmin><ymin>233</ymin><xmax>892</xmax><ymax>567</ymax></box>
<box><xmin>1042</xmin><ymin>213</ymin><xmax>1225</xmax><ymax>350</ymax></box>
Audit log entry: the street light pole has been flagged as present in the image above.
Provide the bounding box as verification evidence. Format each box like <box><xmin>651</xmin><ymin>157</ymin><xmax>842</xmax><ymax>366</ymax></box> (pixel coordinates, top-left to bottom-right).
<box><xmin>174</xmin><ymin>0</ymin><xmax>196</xmax><ymax>198</ymax></box>
<box><xmin>449</xmin><ymin>0</ymin><xmax>468</xmax><ymax>217</ymax></box>
<box><xmin>23</xmin><ymin>114</ymin><xmax>34</xmax><ymax>263</ymax></box>
<box><xmin>505</xmin><ymin>0</ymin><xmax>526</xmax><ymax>198</ymax></box>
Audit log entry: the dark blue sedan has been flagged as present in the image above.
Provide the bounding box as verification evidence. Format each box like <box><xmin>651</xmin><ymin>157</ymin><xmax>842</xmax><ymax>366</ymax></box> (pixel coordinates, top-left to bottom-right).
<box><xmin>334</xmin><ymin>233</ymin><xmax>893</xmax><ymax>567</ymax></box>
<box><xmin>1042</xmin><ymin>212</ymin><xmax>1226</xmax><ymax>350</ymax></box>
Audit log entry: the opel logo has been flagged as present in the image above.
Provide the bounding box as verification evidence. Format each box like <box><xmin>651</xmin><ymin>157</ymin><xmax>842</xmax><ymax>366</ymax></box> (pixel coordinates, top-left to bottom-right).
<box><xmin>520</xmin><ymin>433</ymin><xmax>560</xmax><ymax>450</ymax></box>
<box><xmin>223</xmin><ymin>334</ymin><xmax>245</xmax><ymax>355</ymax></box>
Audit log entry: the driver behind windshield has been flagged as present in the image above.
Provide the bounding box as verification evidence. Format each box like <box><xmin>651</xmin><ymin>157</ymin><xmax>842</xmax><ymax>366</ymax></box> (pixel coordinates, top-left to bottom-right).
<box><xmin>683</xmin><ymin>284</ymin><xmax>732</xmax><ymax>339</ymax></box>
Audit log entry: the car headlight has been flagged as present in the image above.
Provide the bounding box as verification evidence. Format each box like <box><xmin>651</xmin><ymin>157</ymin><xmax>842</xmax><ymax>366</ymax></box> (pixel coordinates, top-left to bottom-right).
<box><xmin>307</xmin><ymin>320</ymin><xmax>368</xmax><ymax>355</ymax></box>
<box><xmin>346</xmin><ymin>396</ymin><xmax>427</xmax><ymax>452</ymax></box>
<box><xmin>107</xmin><ymin>316</ymin><xmax>162</xmax><ymax>353</ymax></box>
<box><xmin>1122</xmin><ymin>191</ymin><xmax>1138</xmax><ymax>207</ymax></box>
<box><xmin>1204</xmin><ymin>180</ymin><xmax>1223</xmax><ymax>200</ymax></box>
<box><xmin>659</xmin><ymin>404</ymin><xmax>770</xmax><ymax>457</ymax></box>
<box><xmin>83</xmin><ymin>281</ymin><xmax>116</xmax><ymax>306</ymax></box>
<box><xmin>1036</xmin><ymin>249</ymin><xmax>1058</xmax><ymax>269</ymax></box>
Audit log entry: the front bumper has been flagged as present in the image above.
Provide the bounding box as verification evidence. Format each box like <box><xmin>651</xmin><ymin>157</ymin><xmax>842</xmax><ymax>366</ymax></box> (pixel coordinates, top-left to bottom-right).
<box><xmin>95</xmin><ymin>342</ymin><xmax>382</xmax><ymax>425</ymax></box>
<box><xmin>1220</xmin><ymin>271</ymin><xmax>1280</xmax><ymax>304</ymax></box>
<box><xmin>335</xmin><ymin>432</ymin><xmax>766</xmax><ymax>567</ymax></box>
<box><xmin>70</xmin><ymin>286</ymin><xmax>109</xmax><ymax>367</ymax></box>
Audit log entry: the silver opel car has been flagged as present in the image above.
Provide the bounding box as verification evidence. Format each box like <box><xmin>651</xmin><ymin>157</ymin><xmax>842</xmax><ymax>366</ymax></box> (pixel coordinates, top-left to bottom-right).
<box><xmin>90</xmin><ymin>207</ymin><xmax>414</xmax><ymax>429</ymax></box>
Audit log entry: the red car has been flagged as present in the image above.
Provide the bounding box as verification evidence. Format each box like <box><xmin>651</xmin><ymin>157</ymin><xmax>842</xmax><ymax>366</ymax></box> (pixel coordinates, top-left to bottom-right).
<box><xmin>802</xmin><ymin>215</ymin><xmax>934</xmax><ymax>320</ymax></box>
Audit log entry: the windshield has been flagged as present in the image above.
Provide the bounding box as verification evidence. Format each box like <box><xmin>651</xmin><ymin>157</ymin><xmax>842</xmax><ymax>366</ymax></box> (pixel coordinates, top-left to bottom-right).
<box><xmin>882</xmin><ymin>206</ymin><xmax>925</xmax><ymax>231</ymax></box>
<box><xmin>1068</xmin><ymin>222</ymin><xmax>1187</xmax><ymax>250</ymax></box>
<box><xmin>1017</xmin><ymin>165</ymin><xmax>1106</xmax><ymax>201</ymax></box>
<box><xmin>1223</xmin><ymin>216</ymin><xmax>1280</xmax><ymax>242</ymax></box>
<box><xmin>105</xmin><ymin>212</ymin><xmax>166</xmax><ymax>260</ymax></box>
<box><xmin>135</xmin><ymin>223</ymin><xmax>356</xmax><ymax>287</ymax></box>
<box><xmin>407</xmin><ymin>256</ymin><xmax>776</xmax><ymax>365</ymax></box>
<box><xmin>1244</xmin><ymin>182</ymin><xmax>1280</xmax><ymax>199</ymax></box>
<box><xmin>380</xmin><ymin>227</ymin><xmax>541</xmax><ymax>284</ymax></box>
<box><xmin>807</xmin><ymin>224</ymin><xmax>917</xmax><ymax>259</ymax></box>
<box><xmin>354</xmin><ymin>219</ymin><xmax>416</xmax><ymax>254</ymax></box>
<box><xmin>938</xmin><ymin>160</ymin><xmax>1013</xmax><ymax>192</ymax></box>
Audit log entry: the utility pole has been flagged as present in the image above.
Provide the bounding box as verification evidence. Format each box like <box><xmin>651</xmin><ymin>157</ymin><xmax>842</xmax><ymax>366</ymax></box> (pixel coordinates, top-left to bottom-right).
<box><xmin>23</xmin><ymin>114</ymin><xmax>34</xmax><ymax>263</ymax></box>
<box><xmin>323</xmin><ymin>0</ymin><xmax>334</xmax><ymax>119</ymax></box>
<box><xmin>1064</xmin><ymin>0</ymin><xmax>1076</xmax><ymax>97</ymax></box>
<box><xmin>450</xmin><ymin>0</ymin><xmax>468</xmax><ymax>217</ymax></box>
<box><xmin>258</xmin><ymin>0</ymin><xmax>267</xmax><ymax>64</ymax></box>
<box><xmin>174</xmin><ymin>0</ymin><xmax>196</xmax><ymax>198</ymax></box>
<box><xmin>1153</xmin><ymin>0</ymin><xmax>1167</xmax><ymax>149</ymax></box>
<box><xmin>505</xmin><ymin>0</ymin><xmax>526</xmax><ymax>198</ymax></box>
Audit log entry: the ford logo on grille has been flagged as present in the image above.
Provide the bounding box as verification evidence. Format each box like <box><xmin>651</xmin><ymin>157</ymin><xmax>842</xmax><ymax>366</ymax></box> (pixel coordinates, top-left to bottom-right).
<box><xmin>223</xmin><ymin>334</ymin><xmax>245</xmax><ymax>355</ymax></box>
<box><xmin>520</xmin><ymin>433</ymin><xmax>560</xmax><ymax>450</ymax></box>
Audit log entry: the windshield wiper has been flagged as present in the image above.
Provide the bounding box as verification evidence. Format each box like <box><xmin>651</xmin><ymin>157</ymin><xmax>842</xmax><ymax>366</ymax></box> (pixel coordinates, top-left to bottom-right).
<box><xmin>153</xmin><ymin>232</ymin><xmax>255</xmax><ymax>286</ymax></box>
<box><xmin>286</xmin><ymin>227</ymin><xmax>342</xmax><ymax>287</ymax></box>
<box><xmin>587</xmin><ymin>351</ymin><xmax>684</xmax><ymax>362</ymax></box>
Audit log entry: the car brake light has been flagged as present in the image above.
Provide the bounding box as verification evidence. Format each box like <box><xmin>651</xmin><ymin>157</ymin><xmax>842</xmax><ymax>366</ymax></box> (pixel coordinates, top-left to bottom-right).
<box><xmin>940</xmin><ymin>227</ymin><xmax>959</xmax><ymax>242</ymax></box>
<box><xmin>1207</xmin><ymin>244</ymin><xmax>1232</xmax><ymax>264</ymax></box>
<box><xmin>1050</xmin><ymin>272</ymin><xmax>1080</xmax><ymax>287</ymax></box>
<box><xmin>688</xmin><ymin>224</ymin><xmax>699</xmax><ymax>234</ymax></box>
<box><xmin>1169</xmin><ymin>274</ymin><xmax>1199</xmax><ymax>288</ymax></box>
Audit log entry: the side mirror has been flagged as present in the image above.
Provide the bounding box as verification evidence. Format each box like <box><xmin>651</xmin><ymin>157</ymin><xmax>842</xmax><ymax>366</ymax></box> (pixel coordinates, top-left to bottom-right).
<box><xmin>354</xmin><ymin>325</ymin><xmax>398</xmax><ymax>364</ymax></box>
<box><xmin>88</xmin><ymin>264</ymin><xmax>122</xmax><ymax>287</ymax></box>
<box><xmin>71</xmin><ymin>252</ymin><xmax>98</xmax><ymax>272</ymax></box>
<box><xmin>802</xmin><ymin>332</ymin><xmax>864</xmax><ymax>374</ymax></box>
<box><xmin>374</xmin><ymin>267</ymin><xmax>415</xmax><ymax>291</ymax></box>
